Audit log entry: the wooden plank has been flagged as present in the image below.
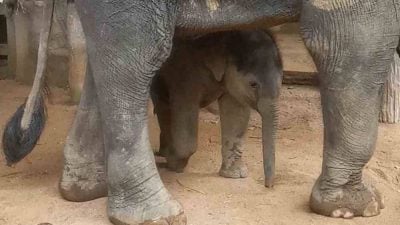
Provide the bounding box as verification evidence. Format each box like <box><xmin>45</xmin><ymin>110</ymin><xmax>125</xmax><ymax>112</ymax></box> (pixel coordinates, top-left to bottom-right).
<box><xmin>271</xmin><ymin>23</ymin><xmax>318</xmax><ymax>85</ymax></box>
<box><xmin>283</xmin><ymin>71</ymin><xmax>318</xmax><ymax>85</ymax></box>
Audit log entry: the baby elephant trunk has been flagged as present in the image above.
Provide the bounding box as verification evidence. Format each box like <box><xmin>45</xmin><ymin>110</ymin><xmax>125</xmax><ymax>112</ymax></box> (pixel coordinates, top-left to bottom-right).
<box><xmin>257</xmin><ymin>98</ymin><xmax>278</xmax><ymax>188</ymax></box>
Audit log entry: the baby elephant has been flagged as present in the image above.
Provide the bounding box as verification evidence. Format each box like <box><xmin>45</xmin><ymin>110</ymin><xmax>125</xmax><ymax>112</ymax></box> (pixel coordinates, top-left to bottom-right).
<box><xmin>151</xmin><ymin>30</ymin><xmax>282</xmax><ymax>187</ymax></box>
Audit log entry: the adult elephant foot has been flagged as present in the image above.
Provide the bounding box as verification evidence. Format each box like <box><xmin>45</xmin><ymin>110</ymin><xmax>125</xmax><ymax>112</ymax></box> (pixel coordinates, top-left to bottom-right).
<box><xmin>60</xmin><ymin>66</ymin><xmax>107</xmax><ymax>202</ymax></box>
<box><xmin>219</xmin><ymin>159</ymin><xmax>248</xmax><ymax>179</ymax></box>
<box><xmin>104</xmin><ymin>124</ymin><xmax>186</xmax><ymax>225</ymax></box>
<box><xmin>310</xmin><ymin>177</ymin><xmax>384</xmax><ymax>218</ymax></box>
<box><xmin>109</xmin><ymin>192</ymin><xmax>186</xmax><ymax>225</ymax></box>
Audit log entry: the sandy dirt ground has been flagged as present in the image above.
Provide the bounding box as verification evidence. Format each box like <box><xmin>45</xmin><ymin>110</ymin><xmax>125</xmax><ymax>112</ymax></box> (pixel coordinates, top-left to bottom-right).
<box><xmin>1</xmin><ymin>80</ymin><xmax>400</xmax><ymax>225</ymax></box>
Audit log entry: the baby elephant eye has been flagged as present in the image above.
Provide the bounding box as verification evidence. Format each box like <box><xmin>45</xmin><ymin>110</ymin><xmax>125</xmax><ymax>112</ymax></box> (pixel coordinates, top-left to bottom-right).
<box><xmin>249</xmin><ymin>81</ymin><xmax>259</xmax><ymax>89</ymax></box>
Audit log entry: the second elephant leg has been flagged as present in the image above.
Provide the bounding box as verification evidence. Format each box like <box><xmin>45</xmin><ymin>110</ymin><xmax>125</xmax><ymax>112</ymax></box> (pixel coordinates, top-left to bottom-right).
<box><xmin>60</xmin><ymin>64</ymin><xmax>107</xmax><ymax>202</ymax></box>
<box><xmin>218</xmin><ymin>94</ymin><xmax>250</xmax><ymax>178</ymax></box>
<box><xmin>301</xmin><ymin>0</ymin><xmax>399</xmax><ymax>218</ymax></box>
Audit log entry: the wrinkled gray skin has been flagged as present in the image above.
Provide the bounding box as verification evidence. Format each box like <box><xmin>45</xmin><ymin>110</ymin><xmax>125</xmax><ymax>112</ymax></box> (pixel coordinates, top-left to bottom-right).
<box><xmin>150</xmin><ymin>30</ymin><xmax>282</xmax><ymax>186</ymax></box>
<box><xmin>38</xmin><ymin>0</ymin><xmax>400</xmax><ymax>224</ymax></box>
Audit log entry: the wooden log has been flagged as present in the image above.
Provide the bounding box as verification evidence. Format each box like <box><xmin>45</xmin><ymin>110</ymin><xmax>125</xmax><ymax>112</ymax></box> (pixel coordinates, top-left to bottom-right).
<box><xmin>283</xmin><ymin>71</ymin><xmax>317</xmax><ymax>85</ymax></box>
<box><xmin>380</xmin><ymin>53</ymin><xmax>400</xmax><ymax>123</ymax></box>
<box><xmin>271</xmin><ymin>23</ymin><xmax>318</xmax><ymax>86</ymax></box>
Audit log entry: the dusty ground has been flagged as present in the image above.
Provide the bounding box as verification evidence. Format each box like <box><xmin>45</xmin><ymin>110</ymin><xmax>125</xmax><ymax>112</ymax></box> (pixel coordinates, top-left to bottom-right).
<box><xmin>1</xmin><ymin>80</ymin><xmax>400</xmax><ymax>225</ymax></box>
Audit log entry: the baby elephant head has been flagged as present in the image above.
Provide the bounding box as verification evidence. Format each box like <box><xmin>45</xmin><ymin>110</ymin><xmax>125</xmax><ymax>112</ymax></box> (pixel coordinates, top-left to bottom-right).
<box><xmin>223</xmin><ymin>30</ymin><xmax>282</xmax><ymax>187</ymax></box>
<box><xmin>224</xmin><ymin>30</ymin><xmax>283</xmax><ymax>111</ymax></box>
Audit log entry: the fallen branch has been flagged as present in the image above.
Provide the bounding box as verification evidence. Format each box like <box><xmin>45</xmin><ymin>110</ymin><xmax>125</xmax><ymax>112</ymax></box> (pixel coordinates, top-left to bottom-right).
<box><xmin>1</xmin><ymin>171</ymin><xmax>21</xmax><ymax>177</ymax></box>
<box><xmin>176</xmin><ymin>179</ymin><xmax>206</xmax><ymax>195</ymax></box>
<box><xmin>249</xmin><ymin>136</ymin><xmax>261</xmax><ymax>139</ymax></box>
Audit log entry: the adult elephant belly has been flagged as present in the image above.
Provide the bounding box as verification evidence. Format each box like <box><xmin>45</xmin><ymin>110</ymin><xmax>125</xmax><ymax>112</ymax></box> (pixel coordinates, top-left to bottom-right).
<box><xmin>175</xmin><ymin>0</ymin><xmax>301</xmax><ymax>34</ymax></box>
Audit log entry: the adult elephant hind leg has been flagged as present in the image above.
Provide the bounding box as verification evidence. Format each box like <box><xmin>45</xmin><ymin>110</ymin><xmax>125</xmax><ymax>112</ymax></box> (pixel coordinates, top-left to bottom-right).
<box><xmin>300</xmin><ymin>1</ymin><xmax>400</xmax><ymax>218</ymax></box>
<box><xmin>60</xmin><ymin>64</ymin><xmax>107</xmax><ymax>202</ymax></box>
<box><xmin>218</xmin><ymin>94</ymin><xmax>250</xmax><ymax>179</ymax></box>
<box><xmin>75</xmin><ymin>1</ymin><xmax>185</xmax><ymax>224</ymax></box>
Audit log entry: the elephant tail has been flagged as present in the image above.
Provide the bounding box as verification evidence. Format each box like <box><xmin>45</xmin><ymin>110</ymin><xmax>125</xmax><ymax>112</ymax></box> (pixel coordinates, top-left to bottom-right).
<box><xmin>2</xmin><ymin>0</ymin><xmax>54</xmax><ymax>166</ymax></box>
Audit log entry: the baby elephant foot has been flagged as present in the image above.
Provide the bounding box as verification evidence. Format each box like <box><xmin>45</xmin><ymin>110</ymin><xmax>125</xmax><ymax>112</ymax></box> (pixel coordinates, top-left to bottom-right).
<box><xmin>219</xmin><ymin>159</ymin><xmax>248</xmax><ymax>178</ymax></box>
<box><xmin>109</xmin><ymin>195</ymin><xmax>186</xmax><ymax>225</ymax></box>
<box><xmin>166</xmin><ymin>156</ymin><xmax>189</xmax><ymax>173</ymax></box>
<box><xmin>60</xmin><ymin>162</ymin><xmax>107</xmax><ymax>202</ymax></box>
<box><xmin>310</xmin><ymin>177</ymin><xmax>384</xmax><ymax>218</ymax></box>
<box><xmin>154</xmin><ymin>147</ymin><xmax>169</xmax><ymax>158</ymax></box>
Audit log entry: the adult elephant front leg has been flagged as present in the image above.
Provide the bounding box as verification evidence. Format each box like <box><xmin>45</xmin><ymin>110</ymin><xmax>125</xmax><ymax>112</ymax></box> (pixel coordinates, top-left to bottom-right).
<box><xmin>75</xmin><ymin>1</ymin><xmax>185</xmax><ymax>224</ymax></box>
<box><xmin>301</xmin><ymin>0</ymin><xmax>399</xmax><ymax>218</ymax></box>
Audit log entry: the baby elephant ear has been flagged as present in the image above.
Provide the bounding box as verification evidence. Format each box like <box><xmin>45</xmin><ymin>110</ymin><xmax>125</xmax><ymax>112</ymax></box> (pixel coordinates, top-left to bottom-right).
<box><xmin>204</xmin><ymin>54</ymin><xmax>227</xmax><ymax>82</ymax></box>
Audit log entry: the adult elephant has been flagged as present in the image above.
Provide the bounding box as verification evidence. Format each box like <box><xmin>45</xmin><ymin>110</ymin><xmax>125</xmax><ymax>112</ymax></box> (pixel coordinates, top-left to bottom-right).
<box><xmin>3</xmin><ymin>0</ymin><xmax>400</xmax><ymax>224</ymax></box>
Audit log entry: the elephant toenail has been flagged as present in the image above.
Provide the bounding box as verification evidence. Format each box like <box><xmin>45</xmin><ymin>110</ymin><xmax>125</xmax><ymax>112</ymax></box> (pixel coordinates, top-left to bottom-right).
<box><xmin>343</xmin><ymin>211</ymin><xmax>354</xmax><ymax>219</ymax></box>
<box><xmin>363</xmin><ymin>201</ymin><xmax>379</xmax><ymax>217</ymax></box>
<box><xmin>331</xmin><ymin>209</ymin><xmax>344</xmax><ymax>218</ymax></box>
<box><xmin>331</xmin><ymin>208</ymin><xmax>353</xmax><ymax>218</ymax></box>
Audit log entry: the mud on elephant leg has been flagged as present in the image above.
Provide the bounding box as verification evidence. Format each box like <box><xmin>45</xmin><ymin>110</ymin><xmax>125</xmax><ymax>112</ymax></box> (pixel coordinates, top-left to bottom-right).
<box><xmin>75</xmin><ymin>1</ymin><xmax>185</xmax><ymax>224</ymax></box>
<box><xmin>218</xmin><ymin>93</ymin><xmax>250</xmax><ymax>178</ymax></box>
<box><xmin>301</xmin><ymin>1</ymin><xmax>400</xmax><ymax>218</ymax></box>
<box><xmin>60</xmin><ymin>64</ymin><xmax>107</xmax><ymax>202</ymax></box>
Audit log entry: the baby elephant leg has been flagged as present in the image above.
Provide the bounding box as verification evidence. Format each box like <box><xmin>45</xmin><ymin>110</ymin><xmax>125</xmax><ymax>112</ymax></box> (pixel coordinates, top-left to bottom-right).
<box><xmin>153</xmin><ymin>99</ymin><xmax>172</xmax><ymax>157</ymax></box>
<box><xmin>167</xmin><ymin>94</ymin><xmax>200</xmax><ymax>172</ymax></box>
<box><xmin>151</xmin><ymin>78</ymin><xmax>172</xmax><ymax>157</ymax></box>
<box><xmin>218</xmin><ymin>93</ymin><xmax>250</xmax><ymax>178</ymax></box>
